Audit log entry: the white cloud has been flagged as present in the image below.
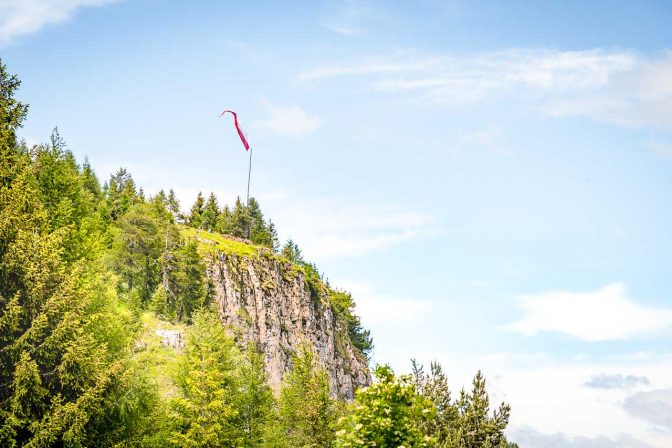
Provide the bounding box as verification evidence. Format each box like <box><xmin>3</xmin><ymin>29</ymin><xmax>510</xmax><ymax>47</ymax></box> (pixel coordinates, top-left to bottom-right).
<box><xmin>334</xmin><ymin>280</ymin><xmax>430</xmax><ymax>325</ymax></box>
<box><xmin>258</xmin><ymin>102</ymin><xmax>321</xmax><ymax>137</ymax></box>
<box><xmin>301</xmin><ymin>49</ymin><xmax>672</xmax><ymax>130</ymax></box>
<box><xmin>299</xmin><ymin>57</ymin><xmax>440</xmax><ymax>81</ymax></box>
<box><xmin>326</xmin><ymin>25</ymin><xmax>361</xmax><ymax>36</ymax></box>
<box><xmin>624</xmin><ymin>389</ymin><xmax>672</xmax><ymax>430</ymax></box>
<box><xmin>260</xmin><ymin>193</ymin><xmax>439</xmax><ymax>260</ymax></box>
<box><xmin>584</xmin><ymin>373</ymin><xmax>650</xmax><ymax>390</ymax></box>
<box><xmin>0</xmin><ymin>0</ymin><xmax>118</xmax><ymax>44</ymax></box>
<box><xmin>504</xmin><ymin>283</ymin><xmax>672</xmax><ymax>341</ymax></box>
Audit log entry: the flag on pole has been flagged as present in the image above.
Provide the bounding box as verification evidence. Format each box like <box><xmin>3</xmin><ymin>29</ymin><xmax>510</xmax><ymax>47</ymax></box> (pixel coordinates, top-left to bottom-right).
<box><xmin>219</xmin><ymin>109</ymin><xmax>250</xmax><ymax>150</ymax></box>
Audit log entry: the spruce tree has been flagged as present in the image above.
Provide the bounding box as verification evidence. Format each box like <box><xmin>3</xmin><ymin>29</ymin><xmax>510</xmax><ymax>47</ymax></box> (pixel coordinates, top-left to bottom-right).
<box><xmin>188</xmin><ymin>191</ymin><xmax>205</xmax><ymax>228</ymax></box>
<box><xmin>111</xmin><ymin>203</ymin><xmax>163</xmax><ymax>306</ymax></box>
<box><xmin>167</xmin><ymin>188</ymin><xmax>181</xmax><ymax>219</ymax></box>
<box><xmin>276</xmin><ymin>346</ymin><xmax>337</xmax><ymax>447</ymax></box>
<box><xmin>173</xmin><ymin>239</ymin><xmax>208</xmax><ymax>322</ymax></box>
<box><xmin>232</xmin><ymin>344</ymin><xmax>276</xmax><ymax>448</ymax></box>
<box><xmin>201</xmin><ymin>192</ymin><xmax>220</xmax><ymax>232</ymax></box>
<box><xmin>281</xmin><ymin>239</ymin><xmax>303</xmax><ymax>263</ymax></box>
<box><xmin>170</xmin><ymin>309</ymin><xmax>239</xmax><ymax>447</ymax></box>
<box><xmin>0</xmin><ymin>61</ymin><xmax>150</xmax><ymax>444</ymax></box>
<box><xmin>106</xmin><ymin>168</ymin><xmax>138</xmax><ymax>220</ymax></box>
<box><xmin>230</xmin><ymin>197</ymin><xmax>251</xmax><ymax>239</ymax></box>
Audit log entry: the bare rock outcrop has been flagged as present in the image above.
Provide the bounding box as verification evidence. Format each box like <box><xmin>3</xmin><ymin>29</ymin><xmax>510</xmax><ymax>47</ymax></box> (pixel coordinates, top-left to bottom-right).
<box><xmin>206</xmin><ymin>250</ymin><xmax>371</xmax><ymax>400</ymax></box>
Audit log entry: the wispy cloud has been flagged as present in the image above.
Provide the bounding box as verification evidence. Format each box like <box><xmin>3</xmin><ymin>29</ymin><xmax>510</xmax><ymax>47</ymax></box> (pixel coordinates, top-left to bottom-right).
<box><xmin>624</xmin><ymin>389</ymin><xmax>672</xmax><ymax>430</ymax></box>
<box><xmin>0</xmin><ymin>0</ymin><xmax>119</xmax><ymax>44</ymax></box>
<box><xmin>299</xmin><ymin>57</ymin><xmax>440</xmax><ymax>81</ymax></box>
<box><xmin>504</xmin><ymin>283</ymin><xmax>672</xmax><ymax>341</ymax></box>
<box><xmin>259</xmin><ymin>192</ymin><xmax>439</xmax><ymax>260</ymax></box>
<box><xmin>258</xmin><ymin>102</ymin><xmax>321</xmax><ymax>137</ymax></box>
<box><xmin>322</xmin><ymin>0</ymin><xmax>374</xmax><ymax>39</ymax></box>
<box><xmin>300</xmin><ymin>49</ymin><xmax>672</xmax><ymax>131</ymax></box>
<box><xmin>335</xmin><ymin>280</ymin><xmax>430</xmax><ymax>325</ymax></box>
<box><xmin>584</xmin><ymin>373</ymin><xmax>651</xmax><ymax>390</ymax></box>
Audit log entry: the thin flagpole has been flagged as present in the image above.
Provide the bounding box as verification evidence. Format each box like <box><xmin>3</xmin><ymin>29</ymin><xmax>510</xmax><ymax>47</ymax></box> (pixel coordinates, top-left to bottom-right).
<box><xmin>246</xmin><ymin>146</ymin><xmax>252</xmax><ymax>206</ymax></box>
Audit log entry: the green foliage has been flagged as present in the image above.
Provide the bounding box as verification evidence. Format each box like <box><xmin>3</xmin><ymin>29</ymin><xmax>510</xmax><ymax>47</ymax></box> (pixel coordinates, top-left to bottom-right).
<box><xmin>201</xmin><ymin>192</ymin><xmax>220</xmax><ymax>231</ymax></box>
<box><xmin>412</xmin><ymin>361</ymin><xmax>513</xmax><ymax>448</ymax></box>
<box><xmin>231</xmin><ymin>344</ymin><xmax>276</xmax><ymax>448</ymax></box>
<box><xmin>169</xmin><ymin>308</ymin><xmax>239</xmax><ymax>447</ymax></box>
<box><xmin>167</xmin><ymin>188</ymin><xmax>181</xmax><ymax>218</ymax></box>
<box><xmin>276</xmin><ymin>345</ymin><xmax>339</xmax><ymax>448</ymax></box>
<box><xmin>281</xmin><ymin>239</ymin><xmax>303</xmax><ymax>263</ymax></box>
<box><xmin>0</xmin><ymin>59</ymin><xmax>159</xmax><ymax>446</ymax></box>
<box><xmin>330</xmin><ymin>290</ymin><xmax>373</xmax><ymax>358</ymax></box>
<box><xmin>0</xmin><ymin>58</ymin><xmax>28</xmax><ymax>145</ymax></box>
<box><xmin>336</xmin><ymin>365</ymin><xmax>435</xmax><ymax>448</ymax></box>
<box><xmin>111</xmin><ymin>202</ymin><xmax>164</xmax><ymax>306</ymax></box>
<box><xmin>188</xmin><ymin>191</ymin><xmax>205</xmax><ymax>228</ymax></box>
<box><xmin>106</xmin><ymin>167</ymin><xmax>139</xmax><ymax>220</ymax></box>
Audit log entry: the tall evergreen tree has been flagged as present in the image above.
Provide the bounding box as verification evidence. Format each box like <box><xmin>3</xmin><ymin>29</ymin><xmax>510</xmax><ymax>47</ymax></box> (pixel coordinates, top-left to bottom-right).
<box><xmin>281</xmin><ymin>239</ymin><xmax>303</xmax><ymax>264</ymax></box>
<box><xmin>167</xmin><ymin>188</ymin><xmax>181</xmax><ymax>219</ymax></box>
<box><xmin>230</xmin><ymin>197</ymin><xmax>251</xmax><ymax>239</ymax></box>
<box><xmin>188</xmin><ymin>191</ymin><xmax>205</xmax><ymax>228</ymax></box>
<box><xmin>231</xmin><ymin>344</ymin><xmax>276</xmax><ymax>448</ymax></box>
<box><xmin>276</xmin><ymin>346</ymin><xmax>337</xmax><ymax>447</ymax></box>
<box><xmin>111</xmin><ymin>203</ymin><xmax>163</xmax><ymax>307</ymax></box>
<box><xmin>216</xmin><ymin>205</ymin><xmax>233</xmax><ymax>234</ymax></box>
<box><xmin>170</xmin><ymin>309</ymin><xmax>239</xmax><ymax>447</ymax></box>
<box><xmin>0</xmin><ymin>59</ymin><xmax>150</xmax><ymax>446</ymax></box>
<box><xmin>201</xmin><ymin>192</ymin><xmax>220</xmax><ymax>232</ymax></box>
<box><xmin>106</xmin><ymin>168</ymin><xmax>138</xmax><ymax>220</ymax></box>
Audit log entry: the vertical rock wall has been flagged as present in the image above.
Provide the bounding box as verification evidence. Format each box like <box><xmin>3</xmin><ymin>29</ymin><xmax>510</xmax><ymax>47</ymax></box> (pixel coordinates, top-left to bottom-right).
<box><xmin>206</xmin><ymin>250</ymin><xmax>371</xmax><ymax>400</ymax></box>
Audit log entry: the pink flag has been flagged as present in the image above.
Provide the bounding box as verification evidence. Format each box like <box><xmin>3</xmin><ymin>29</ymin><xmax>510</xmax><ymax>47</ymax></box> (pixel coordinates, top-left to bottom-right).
<box><xmin>219</xmin><ymin>109</ymin><xmax>250</xmax><ymax>150</ymax></box>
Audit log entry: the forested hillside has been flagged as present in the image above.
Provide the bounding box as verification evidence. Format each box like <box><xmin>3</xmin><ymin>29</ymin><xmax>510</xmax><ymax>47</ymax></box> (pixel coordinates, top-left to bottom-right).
<box><xmin>0</xmin><ymin>60</ymin><xmax>518</xmax><ymax>447</ymax></box>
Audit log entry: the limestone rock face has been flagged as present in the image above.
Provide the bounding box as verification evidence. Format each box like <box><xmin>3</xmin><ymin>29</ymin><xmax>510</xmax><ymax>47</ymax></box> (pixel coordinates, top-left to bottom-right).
<box><xmin>206</xmin><ymin>250</ymin><xmax>371</xmax><ymax>400</ymax></box>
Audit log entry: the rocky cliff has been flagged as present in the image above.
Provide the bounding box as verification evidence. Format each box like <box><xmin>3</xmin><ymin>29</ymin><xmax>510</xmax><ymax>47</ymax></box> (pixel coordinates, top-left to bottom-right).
<box><xmin>190</xmin><ymin>229</ymin><xmax>371</xmax><ymax>400</ymax></box>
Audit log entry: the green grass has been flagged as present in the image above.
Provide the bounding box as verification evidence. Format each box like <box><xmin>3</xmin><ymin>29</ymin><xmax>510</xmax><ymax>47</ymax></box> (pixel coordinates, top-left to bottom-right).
<box><xmin>179</xmin><ymin>225</ymin><xmax>260</xmax><ymax>258</ymax></box>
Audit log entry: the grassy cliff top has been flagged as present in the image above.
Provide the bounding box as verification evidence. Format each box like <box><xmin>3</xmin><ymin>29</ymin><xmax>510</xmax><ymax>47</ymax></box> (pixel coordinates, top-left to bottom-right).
<box><xmin>179</xmin><ymin>225</ymin><xmax>263</xmax><ymax>258</ymax></box>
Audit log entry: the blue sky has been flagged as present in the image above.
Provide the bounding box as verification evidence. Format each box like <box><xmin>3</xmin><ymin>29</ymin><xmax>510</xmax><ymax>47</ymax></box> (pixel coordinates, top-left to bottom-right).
<box><xmin>3</xmin><ymin>1</ymin><xmax>672</xmax><ymax>446</ymax></box>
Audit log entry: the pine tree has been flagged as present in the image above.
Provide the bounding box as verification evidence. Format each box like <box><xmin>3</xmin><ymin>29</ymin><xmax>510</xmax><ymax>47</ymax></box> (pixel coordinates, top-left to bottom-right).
<box><xmin>170</xmin><ymin>309</ymin><xmax>239</xmax><ymax>447</ymax></box>
<box><xmin>106</xmin><ymin>168</ymin><xmax>138</xmax><ymax>220</ymax></box>
<box><xmin>281</xmin><ymin>239</ymin><xmax>303</xmax><ymax>263</ymax></box>
<box><xmin>268</xmin><ymin>220</ymin><xmax>280</xmax><ymax>252</ymax></box>
<box><xmin>217</xmin><ymin>205</ymin><xmax>233</xmax><ymax>234</ymax></box>
<box><xmin>276</xmin><ymin>346</ymin><xmax>337</xmax><ymax>447</ymax></box>
<box><xmin>201</xmin><ymin>192</ymin><xmax>220</xmax><ymax>232</ymax></box>
<box><xmin>230</xmin><ymin>197</ymin><xmax>251</xmax><ymax>239</ymax></box>
<box><xmin>111</xmin><ymin>203</ymin><xmax>163</xmax><ymax>306</ymax></box>
<box><xmin>410</xmin><ymin>362</ymin><xmax>513</xmax><ymax>448</ymax></box>
<box><xmin>452</xmin><ymin>371</ymin><xmax>510</xmax><ymax>448</ymax></box>
<box><xmin>231</xmin><ymin>344</ymin><xmax>276</xmax><ymax>448</ymax></box>
<box><xmin>173</xmin><ymin>239</ymin><xmax>208</xmax><ymax>322</ymax></box>
<box><xmin>188</xmin><ymin>191</ymin><xmax>205</xmax><ymax>228</ymax></box>
<box><xmin>167</xmin><ymin>188</ymin><xmax>181</xmax><ymax>219</ymax></box>
<box><xmin>0</xmin><ymin>59</ymin><xmax>28</xmax><ymax>146</ymax></box>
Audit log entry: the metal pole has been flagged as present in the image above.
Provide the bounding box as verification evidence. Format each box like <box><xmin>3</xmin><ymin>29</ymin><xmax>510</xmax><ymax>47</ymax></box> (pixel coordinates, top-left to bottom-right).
<box><xmin>246</xmin><ymin>146</ymin><xmax>253</xmax><ymax>206</ymax></box>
